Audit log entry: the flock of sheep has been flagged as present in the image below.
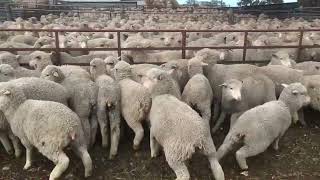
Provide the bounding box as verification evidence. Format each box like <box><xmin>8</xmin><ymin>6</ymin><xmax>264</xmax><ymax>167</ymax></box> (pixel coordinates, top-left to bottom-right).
<box><xmin>0</xmin><ymin>9</ymin><xmax>320</xmax><ymax>180</ymax></box>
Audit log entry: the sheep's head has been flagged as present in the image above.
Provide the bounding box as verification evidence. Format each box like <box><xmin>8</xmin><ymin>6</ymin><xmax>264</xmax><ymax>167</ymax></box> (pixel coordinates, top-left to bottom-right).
<box><xmin>0</xmin><ymin>52</ymin><xmax>20</xmax><ymax>69</ymax></box>
<box><xmin>142</xmin><ymin>68</ymin><xmax>174</xmax><ymax>97</ymax></box>
<box><xmin>0</xmin><ymin>83</ymin><xmax>26</xmax><ymax>110</ymax></box>
<box><xmin>270</xmin><ymin>51</ymin><xmax>295</xmax><ymax>68</ymax></box>
<box><xmin>29</xmin><ymin>51</ymin><xmax>53</xmax><ymax>72</ymax></box>
<box><xmin>34</xmin><ymin>36</ymin><xmax>55</xmax><ymax>48</ymax></box>
<box><xmin>113</xmin><ymin>61</ymin><xmax>132</xmax><ymax>81</ymax></box>
<box><xmin>221</xmin><ymin>79</ymin><xmax>243</xmax><ymax>104</ymax></box>
<box><xmin>187</xmin><ymin>58</ymin><xmax>207</xmax><ymax>77</ymax></box>
<box><xmin>40</xmin><ymin>65</ymin><xmax>64</xmax><ymax>83</ymax></box>
<box><xmin>90</xmin><ymin>58</ymin><xmax>106</xmax><ymax>80</ymax></box>
<box><xmin>104</xmin><ymin>56</ymin><xmax>120</xmax><ymax>76</ymax></box>
<box><xmin>0</xmin><ymin>64</ymin><xmax>15</xmax><ymax>82</ymax></box>
<box><xmin>303</xmin><ymin>76</ymin><xmax>320</xmax><ymax>112</ymax></box>
<box><xmin>279</xmin><ymin>83</ymin><xmax>310</xmax><ymax>115</ymax></box>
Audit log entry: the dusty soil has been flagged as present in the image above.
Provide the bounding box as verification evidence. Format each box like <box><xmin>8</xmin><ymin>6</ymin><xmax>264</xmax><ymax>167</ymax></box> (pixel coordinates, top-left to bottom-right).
<box><xmin>0</xmin><ymin>108</ymin><xmax>319</xmax><ymax>180</ymax></box>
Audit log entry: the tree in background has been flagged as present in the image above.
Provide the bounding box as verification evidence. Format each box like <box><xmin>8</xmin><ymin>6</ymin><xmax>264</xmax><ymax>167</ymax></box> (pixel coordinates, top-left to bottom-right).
<box><xmin>238</xmin><ymin>0</ymin><xmax>283</xmax><ymax>6</ymax></box>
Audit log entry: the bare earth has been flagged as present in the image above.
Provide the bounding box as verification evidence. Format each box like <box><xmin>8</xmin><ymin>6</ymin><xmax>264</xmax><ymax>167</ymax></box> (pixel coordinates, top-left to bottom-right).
<box><xmin>0</xmin><ymin>108</ymin><xmax>319</xmax><ymax>180</ymax></box>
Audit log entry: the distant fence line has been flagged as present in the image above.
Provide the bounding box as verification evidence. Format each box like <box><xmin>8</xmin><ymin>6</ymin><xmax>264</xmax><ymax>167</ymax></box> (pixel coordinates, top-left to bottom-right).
<box><xmin>1</xmin><ymin>28</ymin><xmax>320</xmax><ymax>66</ymax></box>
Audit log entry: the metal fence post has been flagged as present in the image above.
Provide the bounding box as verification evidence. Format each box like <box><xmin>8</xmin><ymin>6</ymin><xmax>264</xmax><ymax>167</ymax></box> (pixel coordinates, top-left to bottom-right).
<box><xmin>181</xmin><ymin>30</ymin><xmax>186</xmax><ymax>59</ymax></box>
<box><xmin>5</xmin><ymin>4</ymin><xmax>13</xmax><ymax>21</ymax></box>
<box><xmin>117</xmin><ymin>31</ymin><xmax>121</xmax><ymax>59</ymax></box>
<box><xmin>242</xmin><ymin>31</ymin><xmax>248</xmax><ymax>62</ymax></box>
<box><xmin>54</xmin><ymin>31</ymin><xmax>61</xmax><ymax>65</ymax></box>
<box><xmin>297</xmin><ymin>29</ymin><xmax>304</xmax><ymax>62</ymax></box>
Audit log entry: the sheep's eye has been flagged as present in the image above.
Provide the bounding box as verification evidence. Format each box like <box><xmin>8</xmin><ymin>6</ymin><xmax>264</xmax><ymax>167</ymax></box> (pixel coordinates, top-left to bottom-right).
<box><xmin>3</xmin><ymin>74</ymin><xmax>7</xmax><ymax>76</ymax></box>
<box><xmin>35</xmin><ymin>56</ymin><xmax>41</xmax><ymax>59</ymax></box>
<box><xmin>170</xmin><ymin>37</ymin><xmax>174</xmax><ymax>40</ymax></box>
<box><xmin>230</xmin><ymin>87</ymin><xmax>233</xmax><ymax>90</ymax></box>
<box><xmin>160</xmin><ymin>37</ymin><xmax>165</xmax><ymax>40</ymax></box>
<box><xmin>315</xmin><ymin>66</ymin><xmax>320</xmax><ymax>70</ymax></box>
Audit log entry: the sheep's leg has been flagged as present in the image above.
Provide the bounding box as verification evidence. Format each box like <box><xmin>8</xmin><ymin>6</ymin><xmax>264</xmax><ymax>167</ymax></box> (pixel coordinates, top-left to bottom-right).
<box><xmin>97</xmin><ymin>104</ymin><xmax>109</xmax><ymax>148</ymax></box>
<box><xmin>272</xmin><ymin>138</ymin><xmax>280</xmax><ymax>151</ymax></box>
<box><xmin>0</xmin><ymin>132</ymin><xmax>13</xmax><ymax>155</ymax></box>
<box><xmin>212</xmin><ymin>101</ymin><xmax>220</xmax><ymax>122</ymax></box>
<box><xmin>150</xmin><ymin>129</ymin><xmax>160</xmax><ymax>158</ymax></box>
<box><xmin>230</xmin><ymin>112</ymin><xmax>243</xmax><ymax>129</ymax></box>
<box><xmin>212</xmin><ymin>111</ymin><xmax>227</xmax><ymax>134</ymax></box>
<box><xmin>216</xmin><ymin>139</ymin><xmax>234</xmax><ymax>161</ymax></box>
<box><xmin>167</xmin><ymin>160</ymin><xmax>190</xmax><ymax>180</ymax></box>
<box><xmin>109</xmin><ymin>111</ymin><xmax>120</xmax><ymax>159</ymax></box>
<box><xmin>90</xmin><ymin>106</ymin><xmax>98</xmax><ymax>146</ymax></box>
<box><xmin>202</xmin><ymin>137</ymin><xmax>225</xmax><ymax>180</ymax></box>
<box><xmin>127</xmin><ymin>121</ymin><xmax>144</xmax><ymax>150</ymax></box>
<box><xmin>298</xmin><ymin>109</ymin><xmax>307</xmax><ymax>127</ymax></box>
<box><xmin>49</xmin><ymin>152</ymin><xmax>70</xmax><ymax>180</ymax></box>
<box><xmin>235</xmin><ymin>144</ymin><xmax>267</xmax><ymax>171</ymax></box>
<box><xmin>23</xmin><ymin>147</ymin><xmax>33</xmax><ymax>170</ymax></box>
<box><xmin>71</xmin><ymin>145</ymin><xmax>93</xmax><ymax>177</ymax></box>
<box><xmin>79</xmin><ymin>116</ymin><xmax>91</xmax><ymax>147</ymax></box>
<box><xmin>8</xmin><ymin>132</ymin><xmax>22</xmax><ymax>158</ymax></box>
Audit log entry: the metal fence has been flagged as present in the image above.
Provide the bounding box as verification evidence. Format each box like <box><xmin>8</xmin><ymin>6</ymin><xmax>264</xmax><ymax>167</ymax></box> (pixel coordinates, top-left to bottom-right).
<box><xmin>1</xmin><ymin>28</ymin><xmax>320</xmax><ymax>66</ymax></box>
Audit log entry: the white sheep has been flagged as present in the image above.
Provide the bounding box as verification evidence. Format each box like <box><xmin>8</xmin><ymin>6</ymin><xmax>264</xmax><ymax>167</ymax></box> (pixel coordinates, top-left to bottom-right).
<box><xmin>40</xmin><ymin>65</ymin><xmax>98</xmax><ymax>147</ymax></box>
<box><xmin>216</xmin><ymin>83</ymin><xmax>310</xmax><ymax>174</ymax></box>
<box><xmin>149</xmin><ymin>94</ymin><xmax>225</xmax><ymax>180</ymax></box>
<box><xmin>90</xmin><ymin>58</ymin><xmax>121</xmax><ymax>159</ymax></box>
<box><xmin>182</xmin><ymin>58</ymin><xmax>213</xmax><ymax>122</ymax></box>
<box><xmin>113</xmin><ymin>61</ymin><xmax>151</xmax><ymax>150</ymax></box>
<box><xmin>0</xmin><ymin>83</ymin><xmax>92</xmax><ymax>180</ymax></box>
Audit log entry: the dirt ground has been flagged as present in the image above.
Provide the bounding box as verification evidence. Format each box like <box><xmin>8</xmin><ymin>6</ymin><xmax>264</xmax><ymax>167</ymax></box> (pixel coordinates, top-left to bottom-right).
<box><xmin>0</xmin><ymin>108</ymin><xmax>319</xmax><ymax>180</ymax></box>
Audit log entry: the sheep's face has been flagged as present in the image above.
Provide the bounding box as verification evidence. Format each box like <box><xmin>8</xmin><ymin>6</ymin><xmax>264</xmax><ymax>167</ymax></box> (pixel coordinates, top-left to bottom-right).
<box><xmin>280</xmin><ymin>83</ymin><xmax>310</xmax><ymax>110</ymax></box>
<box><xmin>305</xmin><ymin>80</ymin><xmax>320</xmax><ymax>111</ymax></box>
<box><xmin>0</xmin><ymin>53</ymin><xmax>19</xmax><ymax>68</ymax></box>
<box><xmin>104</xmin><ymin>57</ymin><xmax>119</xmax><ymax>76</ymax></box>
<box><xmin>40</xmin><ymin>66</ymin><xmax>61</xmax><ymax>82</ymax></box>
<box><xmin>90</xmin><ymin>58</ymin><xmax>105</xmax><ymax>79</ymax></box>
<box><xmin>0</xmin><ymin>84</ymin><xmax>25</xmax><ymax>110</ymax></box>
<box><xmin>142</xmin><ymin>68</ymin><xmax>168</xmax><ymax>92</ymax></box>
<box><xmin>161</xmin><ymin>33</ymin><xmax>182</xmax><ymax>47</ymax></box>
<box><xmin>271</xmin><ymin>51</ymin><xmax>294</xmax><ymax>68</ymax></box>
<box><xmin>0</xmin><ymin>64</ymin><xmax>15</xmax><ymax>82</ymax></box>
<box><xmin>29</xmin><ymin>51</ymin><xmax>53</xmax><ymax>71</ymax></box>
<box><xmin>221</xmin><ymin>79</ymin><xmax>242</xmax><ymax>102</ymax></box>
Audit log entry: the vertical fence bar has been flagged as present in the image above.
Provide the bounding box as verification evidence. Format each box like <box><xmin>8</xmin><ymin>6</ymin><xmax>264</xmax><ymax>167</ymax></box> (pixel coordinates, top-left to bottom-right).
<box><xmin>297</xmin><ymin>29</ymin><xmax>304</xmax><ymax>62</ymax></box>
<box><xmin>242</xmin><ymin>31</ymin><xmax>248</xmax><ymax>62</ymax></box>
<box><xmin>117</xmin><ymin>31</ymin><xmax>121</xmax><ymax>58</ymax></box>
<box><xmin>181</xmin><ymin>30</ymin><xmax>186</xmax><ymax>59</ymax></box>
<box><xmin>5</xmin><ymin>4</ymin><xmax>13</xmax><ymax>21</ymax></box>
<box><xmin>54</xmin><ymin>31</ymin><xmax>61</xmax><ymax>65</ymax></box>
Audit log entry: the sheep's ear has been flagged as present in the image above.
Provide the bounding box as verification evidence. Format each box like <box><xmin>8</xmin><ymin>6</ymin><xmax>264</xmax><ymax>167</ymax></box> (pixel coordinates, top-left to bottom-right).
<box><xmin>157</xmin><ymin>74</ymin><xmax>165</xmax><ymax>81</ymax></box>
<box><xmin>219</xmin><ymin>83</ymin><xmax>227</xmax><ymax>87</ymax></box>
<box><xmin>16</xmin><ymin>55</ymin><xmax>21</xmax><ymax>60</ymax></box>
<box><xmin>292</xmin><ymin>90</ymin><xmax>299</xmax><ymax>95</ymax></box>
<box><xmin>281</xmin><ymin>83</ymin><xmax>288</xmax><ymax>88</ymax></box>
<box><xmin>3</xmin><ymin>90</ymin><xmax>10</xmax><ymax>95</ymax></box>
<box><xmin>171</xmin><ymin>64</ymin><xmax>178</xmax><ymax>69</ymax></box>
<box><xmin>53</xmin><ymin>71</ymin><xmax>59</xmax><ymax>77</ymax></box>
<box><xmin>201</xmin><ymin>62</ymin><xmax>208</xmax><ymax>66</ymax></box>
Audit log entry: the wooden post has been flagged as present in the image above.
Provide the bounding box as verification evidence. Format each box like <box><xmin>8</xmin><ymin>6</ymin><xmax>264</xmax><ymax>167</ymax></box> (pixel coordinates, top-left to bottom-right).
<box><xmin>297</xmin><ymin>29</ymin><xmax>304</xmax><ymax>62</ymax></box>
<box><xmin>54</xmin><ymin>31</ymin><xmax>61</xmax><ymax>65</ymax></box>
<box><xmin>242</xmin><ymin>31</ymin><xmax>248</xmax><ymax>63</ymax></box>
<box><xmin>117</xmin><ymin>31</ymin><xmax>121</xmax><ymax>58</ymax></box>
<box><xmin>5</xmin><ymin>4</ymin><xmax>13</xmax><ymax>21</ymax></box>
<box><xmin>181</xmin><ymin>30</ymin><xmax>186</xmax><ymax>59</ymax></box>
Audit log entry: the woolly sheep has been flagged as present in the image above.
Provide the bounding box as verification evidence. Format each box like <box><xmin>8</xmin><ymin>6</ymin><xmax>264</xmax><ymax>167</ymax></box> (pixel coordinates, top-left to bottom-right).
<box><xmin>29</xmin><ymin>51</ymin><xmax>53</xmax><ymax>72</ymax></box>
<box><xmin>212</xmin><ymin>75</ymin><xmax>276</xmax><ymax>133</ymax></box>
<box><xmin>142</xmin><ymin>68</ymin><xmax>181</xmax><ymax>99</ymax></box>
<box><xmin>216</xmin><ymin>83</ymin><xmax>310</xmax><ymax>173</ymax></box>
<box><xmin>302</xmin><ymin>75</ymin><xmax>320</xmax><ymax>112</ymax></box>
<box><xmin>0</xmin><ymin>52</ymin><xmax>40</xmax><ymax>77</ymax></box>
<box><xmin>9</xmin><ymin>34</ymin><xmax>38</xmax><ymax>46</ymax></box>
<box><xmin>104</xmin><ymin>56</ymin><xmax>120</xmax><ymax>76</ymax></box>
<box><xmin>182</xmin><ymin>58</ymin><xmax>213</xmax><ymax>122</ymax></box>
<box><xmin>268</xmin><ymin>50</ymin><xmax>296</xmax><ymax>68</ymax></box>
<box><xmin>90</xmin><ymin>58</ymin><xmax>121</xmax><ymax>159</ymax></box>
<box><xmin>149</xmin><ymin>94</ymin><xmax>224</xmax><ymax>180</ymax></box>
<box><xmin>113</xmin><ymin>61</ymin><xmax>151</xmax><ymax>150</ymax></box>
<box><xmin>40</xmin><ymin>65</ymin><xmax>98</xmax><ymax>147</ymax></box>
<box><xmin>294</xmin><ymin>61</ymin><xmax>320</xmax><ymax>75</ymax></box>
<box><xmin>0</xmin><ymin>83</ymin><xmax>92</xmax><ymax>180</ymax></box>
<box><xmin>160</xmin><ymin>60</ymin><xmax>189</xmax><ymax>91</ymax></box>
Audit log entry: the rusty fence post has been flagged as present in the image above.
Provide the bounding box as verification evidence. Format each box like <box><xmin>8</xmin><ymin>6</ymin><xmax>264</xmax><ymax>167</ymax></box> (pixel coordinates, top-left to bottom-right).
<box><xmin>181</xmin><ymin>30</ymin><xmax>186</xmax><ymax>59</ymax></box>
<box><xmin>5</xmin><ymin>4</ymin><xmax>13</xmax><ymax>21</ymax></box>
<box><xmin>117</xmin><ymin>31</ymin><xmax>122</xmax><ymax>59</ymax></box>
<box><xmin>54</xmin><ymin>31</ymin><xmax>61</xmax><ymax>65</ymax></box>
<box><xmin>297</xmin><ymin>29</ymin><xmax>304</xmax><ymax>62</ymax></box>
<box><xmin>242</xmin><ymin>31</ymin><xmax>248</xmax><ymax>63</ymax></box>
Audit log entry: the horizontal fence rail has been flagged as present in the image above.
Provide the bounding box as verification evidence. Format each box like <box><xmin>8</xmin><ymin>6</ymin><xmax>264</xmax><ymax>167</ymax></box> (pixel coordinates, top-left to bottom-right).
<box><xmin>1</xmin><ymin>28</ymin><xmax>320</xmax><ymax>65</ymax></box>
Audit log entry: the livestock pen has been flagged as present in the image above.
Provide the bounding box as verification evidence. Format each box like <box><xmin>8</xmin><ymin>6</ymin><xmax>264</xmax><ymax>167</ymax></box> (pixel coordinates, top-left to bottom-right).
<box><xmin>1</xmin><ymin>28</ymin><xmax>320</xmax><ymax>65</ymax></box>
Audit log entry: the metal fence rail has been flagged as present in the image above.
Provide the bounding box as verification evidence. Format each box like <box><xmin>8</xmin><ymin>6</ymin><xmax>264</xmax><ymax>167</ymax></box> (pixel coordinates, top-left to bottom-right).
<box><xmin>1</xmin><ymin>28</ymin><xmax>320</xmax><ymax>65</ymax></box>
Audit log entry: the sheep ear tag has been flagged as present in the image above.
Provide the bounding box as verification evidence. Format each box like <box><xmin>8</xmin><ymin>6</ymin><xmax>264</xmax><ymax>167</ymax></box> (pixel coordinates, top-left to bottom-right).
<box><xmin>3</xmin><ymin>90</ymin><xmax>10</xmax><ymax>95</ymax></box>
<box><xmin>53</xmin><ymin>71</ymin><xmax>59</xmax><ymax>77</ymax></box>
<box><xmin>281</xmin><ymin>84</ymin><xmax>288</xmax><ymax>88</ymax></box>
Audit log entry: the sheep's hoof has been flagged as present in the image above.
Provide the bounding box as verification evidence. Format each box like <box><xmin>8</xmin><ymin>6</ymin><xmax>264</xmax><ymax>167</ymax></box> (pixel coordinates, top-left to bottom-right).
<box><xmin>23</xmin><ymin>163</ymin><xmax>31</xmax><ymax>170</ymax></box>
<box><xmin>15</xmin><ymin>150</ymin><xmax>22</xmax><ymax>158</ymax></box>
<box><xmin>133</xmin><ymin>144</ymin><xmax>140</xmax><ymax>151</ymax></box>
<box><xmin>240</xmin><ymin>170</ymin><xmax>249</xmax><ymax>176</ymax></box>
<box><xmin>109</xmin><ymin>154</ymin><xmax>117</xmax><ymax>160</ymax></box>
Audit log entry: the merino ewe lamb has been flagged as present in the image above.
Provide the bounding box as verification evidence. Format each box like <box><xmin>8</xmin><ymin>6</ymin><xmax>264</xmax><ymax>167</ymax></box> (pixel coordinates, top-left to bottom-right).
<box><xmin>104</xmin><ymin>56</ymin><xmax>120</xmax><ymax>76</ymax></box>
<box><xmin>216</xmin><ymin>83</ymin><xmax>310</xmax><ymax>174</ymax></box>
<box><xmin>160</xmin><ymin>60</ymin><xmax>189</xmax><ymax>91</ymax></box>
<box><xmin>212</xmin><ymin>75</ymin><xmax>276</xmax><ymax>133</ymax></box>
<box><xmin>90</xmin><ymin>58</ymin><xmax>121</xmax><ymax>159</ymax></box>
<box><xmin>182</xmin><ymin>58</ymin><xmax>213</xmax><ymax>122</ymax></box>
<box><xmin>0</xmin><ymin>52</ymin><xmax>40</xmax><ymax>77</ymax></box>
<box><xmin>302</xmin><ymin>75</ymin><xmax>320</xmax><ymax>112</ymax></box>
<box><xmin>268</xmin><ymin>50</ymin><xmax>296</xmax><ymax>67</ymax></box>
<box><xmin>0</xmin><ymin>83</ymin><xmax>92</xmax><ymax>180</ymax></box>
<box><xmin>294</xmin><ymin>61</ymin><xmax>320</xmax><ymax>75</ymax></box>
<box><xmin>142</xmin><ymin>68</ymin><xmax>181</xmax><ymax>99</ymax></box>
<box><xmin>149</xmin><ymin>94</ymin><xmax>225</xmax><ymax>180</ymax></box>
<box><xmin>113</xmin><ymin>61</ymin><xmax>151</xmax><ymax>150</ymax></box>
<box><xmin>40</xmin><ymin>65</ymin><xmax>98</xmax><ymax>147</ymax></box>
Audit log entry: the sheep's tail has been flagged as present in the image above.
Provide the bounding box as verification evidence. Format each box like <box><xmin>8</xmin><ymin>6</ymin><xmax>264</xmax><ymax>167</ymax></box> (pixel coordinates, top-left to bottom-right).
<box><xmin>216</xmin><ymin>133</ymin><xmax>245</xmax><ymax>161</ymax></box>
